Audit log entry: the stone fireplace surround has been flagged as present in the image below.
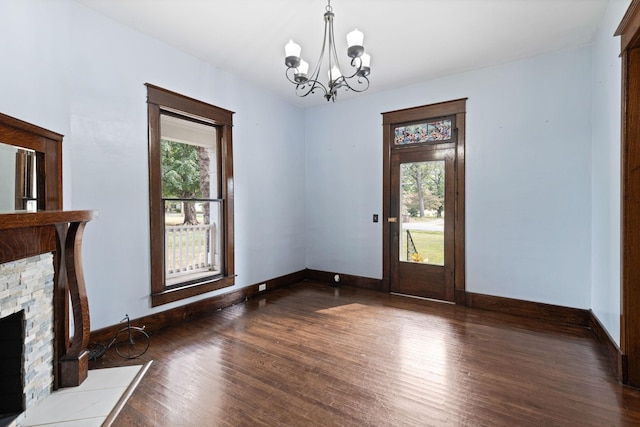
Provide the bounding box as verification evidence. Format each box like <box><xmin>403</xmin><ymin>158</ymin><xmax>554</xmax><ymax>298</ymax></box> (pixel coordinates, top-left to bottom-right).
<box><xmin>0</xmin><ymin>254</ymin><xmax>55</xmax><ymax>422</ymax></box>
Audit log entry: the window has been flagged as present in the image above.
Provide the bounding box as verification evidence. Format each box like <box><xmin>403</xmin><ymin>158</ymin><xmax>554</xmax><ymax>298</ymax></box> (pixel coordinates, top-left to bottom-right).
<box><xmin>146</xmin><ymin>84</ymin><xmax>234</xmax><ymax>306</ymax></box>
<box><xmin>393</xmin><ymin>117</ymin><xmax>454</xmax><ymax>145</ymax></box>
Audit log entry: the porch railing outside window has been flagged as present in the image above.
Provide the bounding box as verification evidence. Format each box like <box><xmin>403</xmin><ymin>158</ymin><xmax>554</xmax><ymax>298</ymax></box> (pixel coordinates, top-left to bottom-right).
<box><xmin>165</xmin><ymin>223</ymin><xmax>218</xmax><ymax>278</ymax></box>
<box><xmin>163</xmin><ymin>198</ymin><xmax>223</xmax><ymax>285</ymax></box>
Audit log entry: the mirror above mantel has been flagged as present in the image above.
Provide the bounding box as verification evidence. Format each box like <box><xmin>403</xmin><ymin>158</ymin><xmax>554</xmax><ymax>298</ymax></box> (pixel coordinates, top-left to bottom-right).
<box><xmin>0</xmin><ymin>141</ymin><xmax>38</xmax><ymax>212</ymax></box>
<box><xmin>0</xmin><ymin>112</ymin><xmax>63</xmax><ymax>212</ymax></box>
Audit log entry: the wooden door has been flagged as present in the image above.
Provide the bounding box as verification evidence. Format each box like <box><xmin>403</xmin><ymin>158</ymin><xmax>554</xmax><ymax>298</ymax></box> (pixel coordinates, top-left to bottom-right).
<box><xmin>382</xmin><ymin>99</ymin><xmax>466</xmax><ymax>303</ymax></box>
<box><xmin>389</xmin><ymin>147</ymin><xmax>455</xmax><ymax>301</ymax></box>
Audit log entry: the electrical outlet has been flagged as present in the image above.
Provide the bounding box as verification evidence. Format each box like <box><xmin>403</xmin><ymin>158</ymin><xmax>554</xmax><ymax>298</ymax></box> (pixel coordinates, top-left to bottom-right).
<box><xmin>259</xmin><ymin>283</ymin><xmax>266</xmax><ymax>292</ymax></box>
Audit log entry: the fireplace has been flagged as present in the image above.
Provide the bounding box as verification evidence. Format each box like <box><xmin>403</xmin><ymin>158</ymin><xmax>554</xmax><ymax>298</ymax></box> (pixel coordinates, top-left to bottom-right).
<box><xmin>0</xmin><ymin>311</ymin><xmax>24</xmax><ymax>421</ymax></box>
<box><xmin>0</xmin><ymin>114</ymin><xmax>97</xmax><ymax>424</ymax></box>
<box><xmin>0</xmin><ymin>254</ymin><xmax>55</xmax><ymax>426</ymax></box>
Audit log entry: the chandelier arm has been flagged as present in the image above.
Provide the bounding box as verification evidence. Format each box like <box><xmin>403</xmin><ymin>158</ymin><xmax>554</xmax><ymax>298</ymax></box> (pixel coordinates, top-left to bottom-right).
<box><xmin>305</xmin><ymin>10</ymin><xmax>332</xmax><ymax>88</ymax></box>
<box><xmin>285</xmin><ymin>67</ymin><xmax>301</xmax><ymax>85</ymax></box>
<box><xmin>341</xmin><ymin>57</ymin><xmax>363</xmax><ymax>79</ymax></box>
<box><xmin>295</xmin><ymin>78</ymin><xmax>330</xmax><ymax>98</ymax></box>
<box><xmin>334</xmin><ymin>56</ymin><xmax>368</xmax><ymax>93</ymax></box>
<box><xmin>339</xmin><ymin>74</ymin><xmax>370</xmax><ymax>93</ymax></box>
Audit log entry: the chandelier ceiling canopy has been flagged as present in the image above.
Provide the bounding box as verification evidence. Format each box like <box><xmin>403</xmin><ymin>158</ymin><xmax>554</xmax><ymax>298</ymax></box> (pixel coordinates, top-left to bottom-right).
<box><xmin>284</xmin><ymin>0</ymin><xmax>371</xmax><ymax>102</ymax></box>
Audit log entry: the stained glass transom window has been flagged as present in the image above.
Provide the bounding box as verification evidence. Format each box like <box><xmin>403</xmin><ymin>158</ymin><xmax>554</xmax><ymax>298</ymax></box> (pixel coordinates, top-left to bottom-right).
<box><xmin>394</xmin><ymin>119</ymin><xmax>452</xmax><ymax>145</ymax></box>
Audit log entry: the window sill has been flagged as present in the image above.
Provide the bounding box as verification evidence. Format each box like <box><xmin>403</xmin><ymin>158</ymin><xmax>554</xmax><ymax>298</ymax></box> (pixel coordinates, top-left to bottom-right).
<box><xmin>151</xmin><ymin>275</ymin><xmax>235</xmax><ymax>307</ymax></box>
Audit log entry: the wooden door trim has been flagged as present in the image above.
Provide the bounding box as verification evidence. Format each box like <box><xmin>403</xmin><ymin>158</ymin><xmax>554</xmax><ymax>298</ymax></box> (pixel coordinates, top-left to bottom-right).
<box><xmin>382</xmin><ymin>99</ymin><xmax>466</xmax><ymax>302</ymax></box>
<box><xmin>617</xmin><ymin>0</ymin><xmax>640</xmax><ymax>386</ymax></box>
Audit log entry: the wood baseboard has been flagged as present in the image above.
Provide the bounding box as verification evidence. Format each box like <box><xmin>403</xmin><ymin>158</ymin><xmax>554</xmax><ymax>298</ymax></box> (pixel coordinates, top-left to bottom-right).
<box><xmin>89</xmin><ymin>269</ymin><xmax>306</xmax><ymax>344</ymax></box>
<box><xmin>305</xmin><ymin>269</ymin><xmax>385</xmax><ymax>292</ymax></box>
<box><xmin>91</xmin><ymin>269</ymin><xmax>624</xmax><ymax>385</ymax></box>
<box><xmin>588</xmin><ymin>310</ymin><xmax>625</xmax><ymax>382</ymax></box>
<box><xmin>464</xmin><ymin>291</ymin><xmax>590</xmax><ymax>327</ymax></box>
<box><xmin>464</xmin><ymin>292</ymin><xmax>627</xmax><ymax>383</ymax></box>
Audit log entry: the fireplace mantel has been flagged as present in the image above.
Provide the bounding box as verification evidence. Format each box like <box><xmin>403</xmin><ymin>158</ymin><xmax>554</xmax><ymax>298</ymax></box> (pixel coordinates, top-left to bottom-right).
<box><xmin>0</xmin><ymin>210</ymin><xmax>97</xmax><ymax>388</ymax></box>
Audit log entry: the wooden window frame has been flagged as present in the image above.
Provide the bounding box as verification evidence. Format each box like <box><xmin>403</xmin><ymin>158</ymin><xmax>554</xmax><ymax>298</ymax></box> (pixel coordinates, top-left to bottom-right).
<box><xmin>146</xmin><ymin>84</ymin><xmax>235</xmax><ymax>307</ymax></box>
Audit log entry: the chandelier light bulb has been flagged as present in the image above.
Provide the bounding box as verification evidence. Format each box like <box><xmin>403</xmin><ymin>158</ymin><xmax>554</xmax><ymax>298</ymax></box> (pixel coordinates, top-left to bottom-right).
<box><xmin>329</xmin><ymin>66</ymin><xmax>342</xmax><ymax>83</ymax></box>
<box><xmin>358</xmin><ymin>53</ymin><xmax>371</xmax><ymax>77</ymax></box>
<box><xmin>347</xmin><ymin>29</ymin><xmax>364</xmax><ymax>48</ymax></box>
<box><xmin>294</xmin><ymin>59</ymin><xmax>310</xmax><ymax>83</ymax></box>
<box><xmin>361</xmin><ymin>53</ymin><xmax>371</xmax><ymax>68</ymax></box>
<box><xmin>296</xmin><ymin>59</ymin><xmax>309</xmax><ymax>76</ymax></box>
<box><xmin>347</xmin><ymin>29</ymin><xmax>364</xmax><ymax>58</ymax></box>
<box><xmin>284</xmin><ymin>39</ymin><xmax>302</xmax><ymax>68</ymax></box>
<box><xmin>284</xmin><ymin>39</ymin><xmax>301</xmax><ymax>57</ymax></box>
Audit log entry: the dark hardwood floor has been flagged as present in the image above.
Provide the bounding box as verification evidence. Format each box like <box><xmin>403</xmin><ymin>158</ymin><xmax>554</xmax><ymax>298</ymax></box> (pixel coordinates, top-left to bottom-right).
<box><xmin>90</xmin><ymin>281</ymin><xmax>640</xmax><ymax>426</ymax></box>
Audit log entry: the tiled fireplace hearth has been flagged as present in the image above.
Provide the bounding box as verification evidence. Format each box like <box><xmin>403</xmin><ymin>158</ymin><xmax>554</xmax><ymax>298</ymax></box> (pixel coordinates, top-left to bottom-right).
<box><xmin>0</xmin><ymin>254</ymin><xmax>55</xmax><ymax>424</ymax></box>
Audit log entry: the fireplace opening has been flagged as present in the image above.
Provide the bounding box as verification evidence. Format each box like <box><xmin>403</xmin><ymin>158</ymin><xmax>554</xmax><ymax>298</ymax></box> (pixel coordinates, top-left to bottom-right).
<box><xmin>0</xmin><ymin>310</ymin><xmax>24</xmax><ymax>425</ymax></box>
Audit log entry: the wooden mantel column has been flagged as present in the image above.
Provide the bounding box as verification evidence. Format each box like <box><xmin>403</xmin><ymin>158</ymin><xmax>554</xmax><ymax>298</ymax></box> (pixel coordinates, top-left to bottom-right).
<box><xmin>0</xmin><ymin>210</ymin><xmax>97</xmax><ymax>388</ymax></box>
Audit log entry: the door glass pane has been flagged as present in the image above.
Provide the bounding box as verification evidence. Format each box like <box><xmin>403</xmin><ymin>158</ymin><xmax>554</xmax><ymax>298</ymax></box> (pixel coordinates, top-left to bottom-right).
<box><xmin>399</xmin><ymin>160</ymin><xmax>445</xmax><ymax>265</ymax></box>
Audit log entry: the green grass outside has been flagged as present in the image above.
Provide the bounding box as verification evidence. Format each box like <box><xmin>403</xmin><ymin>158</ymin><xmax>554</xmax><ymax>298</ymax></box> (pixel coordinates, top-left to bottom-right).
<box><xmin>400</xmin><ymin>230</ymin><xmax>444</xmax><ymax>265</ymax></box>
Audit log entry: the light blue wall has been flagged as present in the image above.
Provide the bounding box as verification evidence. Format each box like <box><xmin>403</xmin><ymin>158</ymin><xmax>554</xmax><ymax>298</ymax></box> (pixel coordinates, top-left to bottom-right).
<box><xmin>590</xmin><ymin>0</ymin><xmax>630</xmax><ymax>346</ymax></box>
<box><xmin>0</xmin><ymin>0</ymin><xmax>307</xmax><ymax>329</ymax></box>
<box><xmin>0</xmin><ymin>0</ymin><xmax>629</xmax><ymax>345</ymax></box>
<box><xmin>306</xmin><ymin>47</ymin><xmax>594</xmax><ymax>309</ymax></box>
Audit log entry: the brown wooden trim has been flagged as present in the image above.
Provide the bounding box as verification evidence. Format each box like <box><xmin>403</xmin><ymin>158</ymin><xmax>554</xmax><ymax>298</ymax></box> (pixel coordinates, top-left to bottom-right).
<box><xmin>0</xmin><ymin>211</ymin><xmax>97</xmax><ymax>264</ymax></box>
<box><xmin>616</xmin><ymin>0</ymin><xmax>640</xmax><ymax>52</ymax></box>
<box><xmin>0</xmin><ymin>112</ymin><xmax>63</xmax><ymax>142</ymax></box>
<box><xmin>465</xmin><ymin>292</ymin><xmax>590</xmax><ymax>327</ymax></box>
<box><xmin>258</xmin><ymin>269</ymin><xmax>307</xmax><ymax>293</ymax></box>
<box><xmin>589</xmin><ymin>310</ymin><xmax>625</xmax><ymax>381</ymax></box>
<box><xmin>0</xmin><ymin>210</ymin><xmax>97</xmax><ymax>230</ymax></box>
<box><xmin>619</xmin><ymin>0</ymin><xmax>640</xmax><ymax>387</ymax></box>
<box><xmin>91</xmin><ymin>270</ymin><xmax>306</xmax><ymax>344</ymax></box>
<box><xmin>146</xmin><ymin>84</ymin><xmax>234</xmax><ymax>125</ymax></box>
<box><xmin>381</xmin><ymin>115</ymin><xmax>392</xmax><ymax>293</ymax></box>
<box><xmin>454</xmin><ymin>110</ymin><xmax>466</xmax><ymax>304</ymax></box>
<box><xmin>382</xmin><ymin>98</ymin><xmax>467</xmax><ymax>125</ymax></box>
<box><xmin>621</xmin><ymin>47</ymin><xmax>640</xmax><ymax>385</ymax></box>
<box><xmin>221</xmin><ymin>123</ymin><xmax>234</xmax><ymax>278</ymax></box>
<box><xmin>0</xmin><ymin>226</ymin><xmax>56</xmax><ymax>264</ymax></box>
<box><xmin>151</xmin><ymin>276</ymin><xmax>236</xmax><ymax>307</ymax></box>
<box><xmin>146</xmin><ymin>84</ymin><xmax>235</xmax><ymax>307</ymax></box>
<box><xmin>147</xmin><ymin>102</ymin><xmax>164</xmax><ymax>299</ymax></box>
<box><xmin>305</xmin><ymin>269</ymin><xmax>385</xmax><ymax>292</ymax></box>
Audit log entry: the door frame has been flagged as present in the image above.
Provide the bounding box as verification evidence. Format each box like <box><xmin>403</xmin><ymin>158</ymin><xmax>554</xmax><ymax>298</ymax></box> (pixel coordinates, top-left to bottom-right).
<box><xmin>616</xmin><ymin>0</ymin><xmax>640</xmax><ymax>386</ymax></box>
<box><xmin>382</xmin><ymin>99</ymin><xmax>467</xmax><ymax>303</ymax></box>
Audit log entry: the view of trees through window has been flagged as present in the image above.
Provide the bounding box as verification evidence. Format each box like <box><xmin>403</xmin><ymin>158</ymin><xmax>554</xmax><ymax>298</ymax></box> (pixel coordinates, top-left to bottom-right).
<box><xmin>400</xmin><ymin>161</ymin><xmax>445</xmax><ymax>265</ymax></box>
<box><xmin>160</xmin><ymin>114</ymin><xmax>222</xmax><ymax>285</ymax></box>
<box><xmin>161</xmin><ymin>139</ymin><xmax>211</xmax><ymax>225</ymax></box>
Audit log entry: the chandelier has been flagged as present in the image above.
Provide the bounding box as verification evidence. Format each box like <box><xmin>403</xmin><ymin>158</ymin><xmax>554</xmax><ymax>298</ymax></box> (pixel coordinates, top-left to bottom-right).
<box><xmin>284</xmin><ymin>0</ymin><xmax>371</xmax><ymax>102</ymax></box>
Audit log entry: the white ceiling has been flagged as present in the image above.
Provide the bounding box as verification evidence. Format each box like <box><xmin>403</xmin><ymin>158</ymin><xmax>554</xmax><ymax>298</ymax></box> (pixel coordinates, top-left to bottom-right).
<box><xmin>73</xmin><ymin>0</ymin><xmax>610</xmax><ymax>107</ymax></box>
